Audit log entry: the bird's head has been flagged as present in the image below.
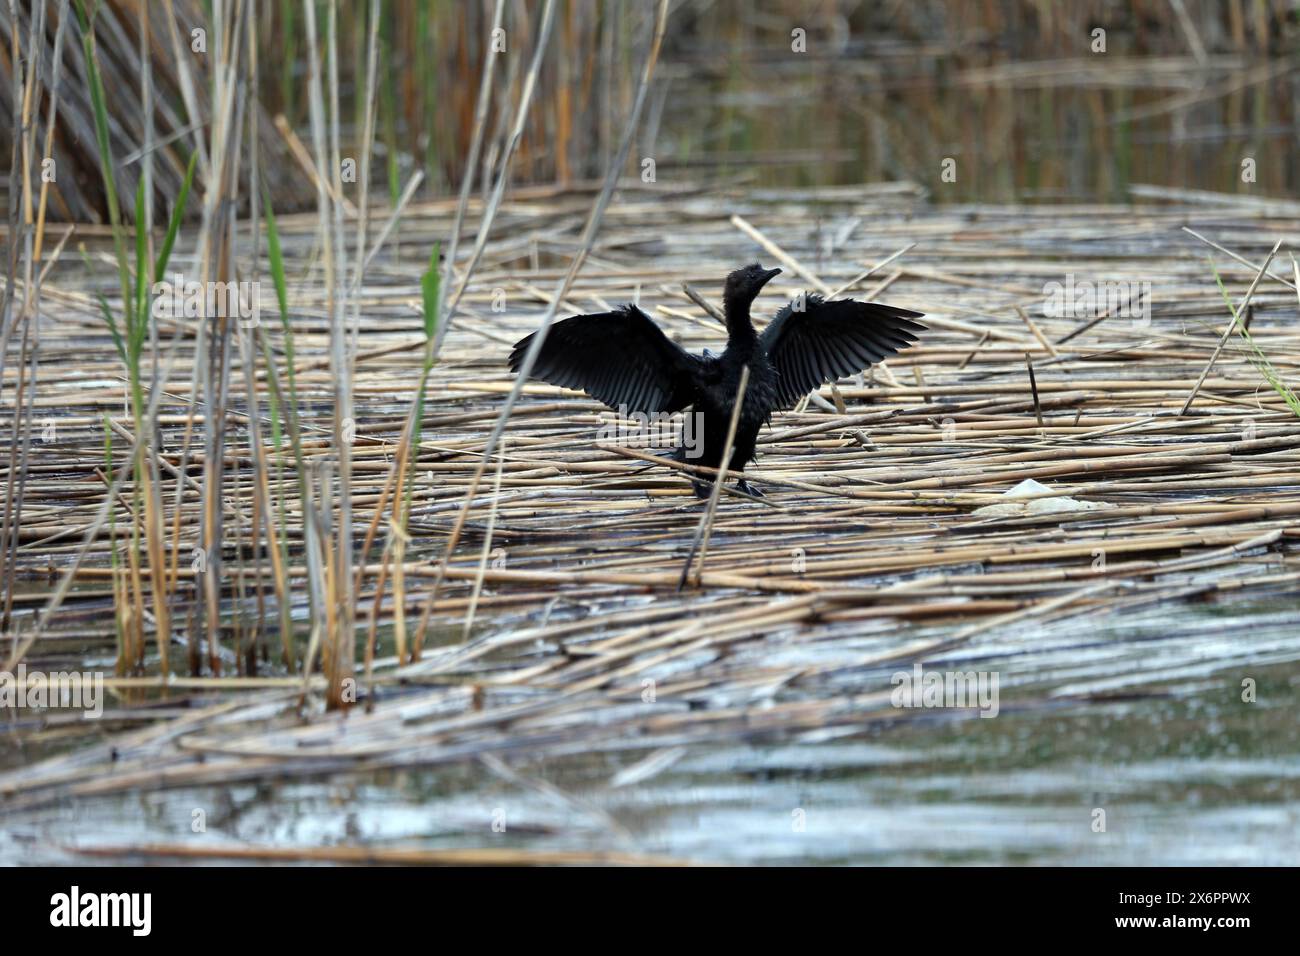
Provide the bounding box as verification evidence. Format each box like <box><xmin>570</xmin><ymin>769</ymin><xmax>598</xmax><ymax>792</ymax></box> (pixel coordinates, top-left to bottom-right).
<box><xmin>724</xmin><ymin>262</ymin><xmax>782</xmax><ymax>304</ymax></box>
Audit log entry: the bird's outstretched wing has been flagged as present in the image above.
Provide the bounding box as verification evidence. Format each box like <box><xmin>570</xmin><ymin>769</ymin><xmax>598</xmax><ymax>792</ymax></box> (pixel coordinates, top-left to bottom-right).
<box><xmin>759</xmin><ymin>294</ymin><xmax>926</xmax><ymax>410</ymax></box>
<box><xmin>508</xmin><ymin>304</ymin><xmax>704</xmax><ymax>414</ymax></box>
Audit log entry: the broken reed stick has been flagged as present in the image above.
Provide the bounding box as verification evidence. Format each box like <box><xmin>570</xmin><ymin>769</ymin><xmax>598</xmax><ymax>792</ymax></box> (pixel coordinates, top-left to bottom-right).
<box><xmin>678</xmin><ymin>365</ymin><xmax>750</xmax><ymax>590</ymax></box>
<box><xmin>1025</xmin><ymin>354</ymin><xmax>1045</xmax><ymax>433</ymax></box>
<box><xmin>1181</xmin><ymin>238</ymin><xmax>1282</xmax><ymax>415</ymax></box>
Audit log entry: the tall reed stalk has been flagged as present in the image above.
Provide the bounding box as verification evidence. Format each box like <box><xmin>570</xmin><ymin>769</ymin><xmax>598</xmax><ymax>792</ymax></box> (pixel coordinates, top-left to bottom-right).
<box><xmin>76</xmin><ymin>0</ymin><xmax>198</xmax><ymax>674</ymax></box>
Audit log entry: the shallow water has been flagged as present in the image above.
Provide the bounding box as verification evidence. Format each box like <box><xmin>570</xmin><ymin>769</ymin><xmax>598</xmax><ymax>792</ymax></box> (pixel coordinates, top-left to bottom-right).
<box><xmin>658</xmin><ymin>47</ymin><xmax>1299</xmax><ymax>202</ymax></box>
<box><xmin>5</xmin><ymin>598</ymin><xmax>1297</xmax><ymax>865</ymax></box>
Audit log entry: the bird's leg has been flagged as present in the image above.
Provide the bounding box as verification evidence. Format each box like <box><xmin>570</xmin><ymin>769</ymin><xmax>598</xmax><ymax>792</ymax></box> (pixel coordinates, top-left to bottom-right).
<box><xmin>735</xmin><ymin>478</ymin><xmax>764</xmax><ymax>498</ymax></box>
<box><xmin>662</xmin><ymin>446</ymin><xmax>710</xmax><ymax>497</ymax></box>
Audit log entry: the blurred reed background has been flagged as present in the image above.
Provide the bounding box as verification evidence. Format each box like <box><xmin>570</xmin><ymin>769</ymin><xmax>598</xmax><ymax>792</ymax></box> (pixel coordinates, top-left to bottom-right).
<box><xmin>3</xmin><ymin>0</ymin><xmax>1298</xmax><ymax>223</ymax></box>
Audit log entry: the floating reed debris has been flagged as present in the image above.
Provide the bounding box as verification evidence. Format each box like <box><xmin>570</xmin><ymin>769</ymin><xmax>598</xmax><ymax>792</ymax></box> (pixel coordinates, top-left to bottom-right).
<box><xmin>4</xmin><ymin>178</ymin><xmax>1300</xmax><ymax>822</ymax></box>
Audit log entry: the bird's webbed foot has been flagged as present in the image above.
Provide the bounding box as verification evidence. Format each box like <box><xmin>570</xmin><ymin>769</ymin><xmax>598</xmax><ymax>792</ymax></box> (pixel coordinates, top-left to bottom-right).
<box><xmin>735</xmin><ymin>479</ymin><xmax>764</xmax><ymax>498</ymax></box>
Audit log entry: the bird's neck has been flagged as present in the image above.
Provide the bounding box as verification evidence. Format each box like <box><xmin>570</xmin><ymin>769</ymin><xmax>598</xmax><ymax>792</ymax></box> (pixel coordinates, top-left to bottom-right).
<box><xmin>724</xmin><ymin>299</ymin><xmax>757</xmax><ymax>351</ymax></box>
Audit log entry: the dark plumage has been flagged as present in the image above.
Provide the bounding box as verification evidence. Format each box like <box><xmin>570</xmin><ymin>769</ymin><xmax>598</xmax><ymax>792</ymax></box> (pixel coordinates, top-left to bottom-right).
<box><xmin>508</xmin><ymin>263</ymin><xmax>926</xmax><ymax>497</ymax></box>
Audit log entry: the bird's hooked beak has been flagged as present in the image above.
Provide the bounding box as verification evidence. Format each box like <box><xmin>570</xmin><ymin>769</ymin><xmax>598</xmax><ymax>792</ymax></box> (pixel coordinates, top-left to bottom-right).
<box><xmin>759</xmin><ymin>266</ymin><xmax>782</xmax><ymax>287</ymax></box>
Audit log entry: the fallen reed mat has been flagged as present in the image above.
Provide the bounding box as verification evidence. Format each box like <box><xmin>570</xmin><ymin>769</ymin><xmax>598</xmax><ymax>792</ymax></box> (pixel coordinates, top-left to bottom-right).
<box><xmin>4</xmin><ymin>182</ymin><xmax>1300</xmax><ymax>856</ymax></box>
